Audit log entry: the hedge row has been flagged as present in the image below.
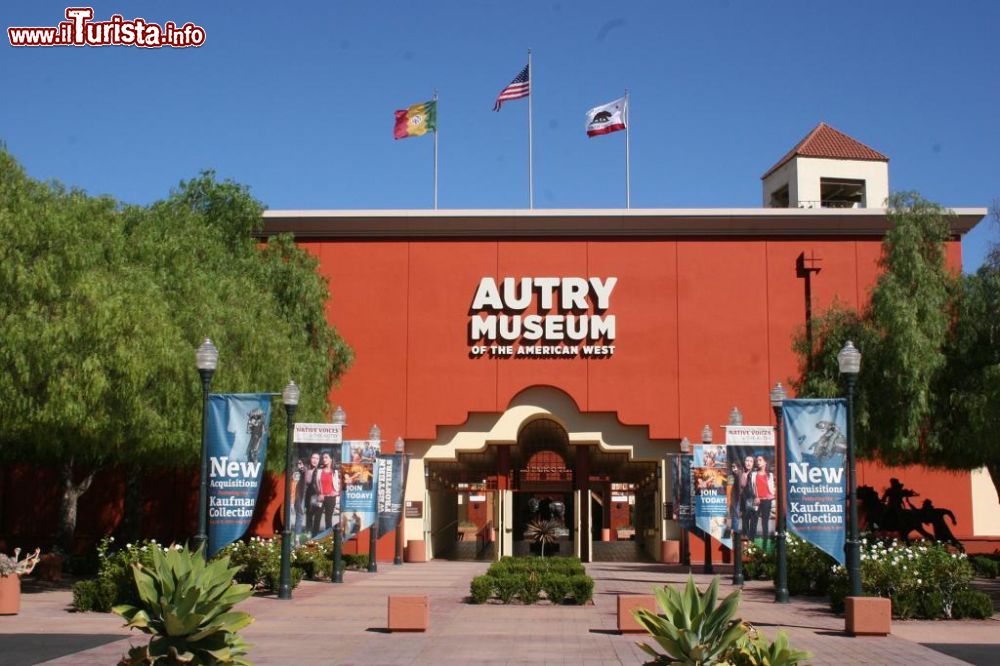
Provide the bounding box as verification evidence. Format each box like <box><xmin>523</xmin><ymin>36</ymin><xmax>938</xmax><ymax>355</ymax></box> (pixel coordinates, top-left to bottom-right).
<box><xmin>470</xmin><ymin>572</ymin><xmax>593</xmax><ymax>605</ymax></box>
<box><xmin>487</xmin><ymin>555</ymin><xmax>585</xmax><ymax>577</ymax></box>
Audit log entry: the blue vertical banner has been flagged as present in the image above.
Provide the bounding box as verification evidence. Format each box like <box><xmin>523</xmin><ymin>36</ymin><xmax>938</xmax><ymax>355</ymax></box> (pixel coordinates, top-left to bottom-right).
<box><xmin>376</xmin><ymin>453</ymin><xmax>406</xmax><ymax>535</ymax></box>
<box><xmin>782</xmin><ymin>398</ymin><xmax>848</xmax><ymax>565</ymax></box>
<box><xmin>341</xmin><ymin>440</ymin><xmax>380</xmax><ymax>541</ymax></box>
<box><xmin>693</xmin><ymin>444</ymin><xmax>731</xmax><ymax>549</ymax></box>
<box><xmin>671</xmin><ymin>454</ymin><xmax>695</xmax><ymax>529</ymax></box>
<box><xmin>206</xmin><ymin>393</ymin><xmax>273</xmax><ymax>557</ymax></box>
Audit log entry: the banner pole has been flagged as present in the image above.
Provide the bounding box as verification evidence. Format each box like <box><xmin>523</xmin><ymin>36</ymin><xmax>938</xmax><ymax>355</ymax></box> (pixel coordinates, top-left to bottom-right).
<box><xmin>527</xmin><ymin>48</ymin><xmax>533</xmax><ymax>210</ymax></box>
<box><xmin>433</xmin><ymin>90</ymin><xmax>439</xmax><ymax>210</ymax></box>
<box><xmin>624</xmin><ymin>89</ymin><xmax>631</xmax><ymax>209</ymax></box>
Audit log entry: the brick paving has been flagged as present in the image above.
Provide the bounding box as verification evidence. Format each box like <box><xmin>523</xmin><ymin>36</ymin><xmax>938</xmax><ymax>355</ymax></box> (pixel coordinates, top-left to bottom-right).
<box><xmin>1</xmin><ymin>562</ymin><xmax>997</xmax><ymax>665</ymax></box>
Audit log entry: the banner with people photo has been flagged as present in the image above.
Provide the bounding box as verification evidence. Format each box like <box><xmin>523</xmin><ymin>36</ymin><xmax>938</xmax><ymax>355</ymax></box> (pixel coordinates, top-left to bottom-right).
<box><xmin>692</xmin><ymin>444</ymin><xmax>731</xmax><ymax>548</ymax></box>
<box><xmin>291</xmin><ymin>423</ymin><xmax>343</xmax><ymax>545</ymax></box>
<box><xmin>376</xmin><ymin>453</ymin><xmax>407</xmax><ymax>535</ymax></box>
<box><xmin>782</xmin><ymin>399</ymin><xmax>847</xmax><ymax>565</ymax></box>
<box><xmin>206</xmin><ymin>394</ymin><xmax>273</xmax><ymax>557</ymax></box>
<box><xmin>342</xmin><ymin>440</ymin><xmax>380</xmax><ymax>541</ymax></box>
<box><xmin>671</xmin><ymin>454</ymin><xmax>695</xmax><ymax>529</ymax></box>
<box><xmin>725</xmin><ymin>425</ymin><xmax>776</xmax><ymax>553</ymax></box>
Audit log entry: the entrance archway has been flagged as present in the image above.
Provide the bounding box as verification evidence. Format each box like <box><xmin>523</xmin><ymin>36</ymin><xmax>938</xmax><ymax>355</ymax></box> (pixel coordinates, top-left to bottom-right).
<box><xmin>412</xmin><ymin>386</ymin><xmax>678</xmax><ymax>562</ymax></box>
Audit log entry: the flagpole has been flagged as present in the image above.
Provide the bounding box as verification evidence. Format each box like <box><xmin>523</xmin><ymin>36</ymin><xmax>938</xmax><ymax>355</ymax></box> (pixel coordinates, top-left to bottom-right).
<box><xmin>625</xmin><ymin>89</ymin><xmax>631</xmax><ymax>210</ymax></box>
<box><xmin>527</xmin><ymin>48</ymin><xmax>534</xmax><ymax>210</ymax></box>
<box><xmin>433</xmin><ymin>90</ymin><xmax>439</xmax><ymax>210</ymax></box>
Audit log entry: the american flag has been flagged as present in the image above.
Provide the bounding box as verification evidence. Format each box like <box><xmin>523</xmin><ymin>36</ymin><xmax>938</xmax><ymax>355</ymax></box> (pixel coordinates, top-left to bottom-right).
<box><xmin>493</xmin><ymin>64</ymin><xmax>530</xmax><ymax>111</ymax></box>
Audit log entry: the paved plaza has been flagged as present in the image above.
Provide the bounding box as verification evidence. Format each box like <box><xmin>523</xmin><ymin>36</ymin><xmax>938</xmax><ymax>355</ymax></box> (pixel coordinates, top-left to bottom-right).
<box><xmin>1</xmin><ymin>561</ymin><xmax>998</xmax><ymax>665</ymax></box>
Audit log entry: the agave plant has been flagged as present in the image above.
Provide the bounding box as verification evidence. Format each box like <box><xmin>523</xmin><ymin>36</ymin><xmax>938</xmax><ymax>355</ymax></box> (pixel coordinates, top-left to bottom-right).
<box><xmin>633</xmin><ymin>575</ymin><xmax>745</xmax><ymax>665</ymax></box>
<box><xmin>731</xmin><ymin>626</ymin><xmax>811</xmax><ymax>666</ymax></box>
<box><xmin>113</xmin><ymin>545</ymin><xmax>255</xmax><ymax>665</ymax></box>
<box><xmin>523</xmin><ymin>520</ymin><xmax>560</xmax><ymax>558</ymax></box>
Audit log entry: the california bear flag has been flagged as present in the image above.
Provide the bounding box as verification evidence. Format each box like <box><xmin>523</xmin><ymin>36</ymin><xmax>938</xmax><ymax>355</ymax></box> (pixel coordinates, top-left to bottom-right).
<box><xmin>585</xmin><ymin>97</ymin><xmax>627</xmax><ymax>137</ymax></box>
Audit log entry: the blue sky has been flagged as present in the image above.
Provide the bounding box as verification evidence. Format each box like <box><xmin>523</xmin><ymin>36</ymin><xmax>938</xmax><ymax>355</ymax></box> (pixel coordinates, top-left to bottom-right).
<box><xmin>3</xmin><ymin>1</ymin><xmax>997</xmax><ymax>269</ymax></box>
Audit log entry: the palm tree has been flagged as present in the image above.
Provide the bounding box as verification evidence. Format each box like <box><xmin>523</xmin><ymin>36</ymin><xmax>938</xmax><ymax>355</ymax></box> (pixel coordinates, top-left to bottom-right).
<box><xmin>523</xmin><ymin>520</ymin><xmax>560</xmax><ymax>558</ymax></box>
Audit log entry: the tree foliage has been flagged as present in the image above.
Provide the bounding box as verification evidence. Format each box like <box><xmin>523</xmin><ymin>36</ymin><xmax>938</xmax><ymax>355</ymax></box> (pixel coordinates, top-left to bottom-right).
<box><xmin>0</xmin><ymin>147</ymin><xmax>353</xmax><ymax>546</ymax></box>
<box><xmin>794</xmin><ymin>193</ymin><xmax>1000</xmax><ymax>500</ymax></box>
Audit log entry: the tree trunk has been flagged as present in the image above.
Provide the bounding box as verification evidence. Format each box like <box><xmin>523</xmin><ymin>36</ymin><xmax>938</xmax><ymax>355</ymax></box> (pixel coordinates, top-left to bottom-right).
<box><xmin>987</xmin><ymin>461</ymin><xmax>1000</xmax><ymax>506</ymax></box>
<box><xmin>55</xmin><ymin>458</ymin><xmax>95</xmax><ymax>554</ymax></box>
<box><xmin>117</xmin><ymin>465</ymin><xmax>143</xmax><ymax>543</ymax></box>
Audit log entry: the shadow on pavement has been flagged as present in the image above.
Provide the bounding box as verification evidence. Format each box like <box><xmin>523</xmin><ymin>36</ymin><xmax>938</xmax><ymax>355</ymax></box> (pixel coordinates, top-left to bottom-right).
<box><xmin>922</xmin><ymin>643</ymin><xmax>1000</xmax><ymax>666</ymax></box>
<box><xmin>0</xmin><ymin>633</ymin><xmax>127</xmax><ymax>665</ymax></box>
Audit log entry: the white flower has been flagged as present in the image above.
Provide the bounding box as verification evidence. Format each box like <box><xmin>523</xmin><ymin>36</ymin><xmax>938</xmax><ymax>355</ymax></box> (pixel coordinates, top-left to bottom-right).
<box><xmin>126</xmin><ymin>543</ymin><xmax>132</xmax><ymax>549</ymax></box>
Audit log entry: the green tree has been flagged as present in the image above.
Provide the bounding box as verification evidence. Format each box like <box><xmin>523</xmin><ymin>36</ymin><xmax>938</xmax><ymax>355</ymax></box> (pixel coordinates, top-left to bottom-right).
<box><xmin>794</xmin><ymin>193</ymin><xmax>1000</xmax><ymax>501</ymax></box>
<box><xmin>0</xmin><ymin>148</ymin><xmax>353</xmax><ymax>550</ymax></box>
<box><xmin>934</xmin><ymin>202</ymin><xmax>1000</xmax><ymax>499</ymax></box>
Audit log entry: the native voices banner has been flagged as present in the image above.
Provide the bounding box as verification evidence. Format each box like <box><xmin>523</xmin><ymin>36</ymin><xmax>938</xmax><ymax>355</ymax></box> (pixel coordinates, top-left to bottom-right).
<box><xmin>725</xmin><ymin>426</ymin><xmax>776</xmax><ymax>549</ymax></box>
<box><xmin>291</xmin><ymin>423</ymin><xmax>343</xmax><ymax>543</ymax></box>
<box><xmin>206</xmin><ymin>394</ymin><xmax>273</xmax><ymax>557</ymax></box>
<box><xmin>693</xmin><ymin>444</ymin><xmax>731</xmax><ymax>548</ymax></box>
<box><xmin>342</xmin><ymin>440</ymin><xmax>379</xmax><ymax>540</ymax></box>
<box><xmin>782</xmin><ymin>399</ymin><xmax>848</xmax><ymax>565</ymax></box>
<box><xmin>376</xmin><ymin>453</ymin><xmax>407</xmax><ymax>535</ymax></box>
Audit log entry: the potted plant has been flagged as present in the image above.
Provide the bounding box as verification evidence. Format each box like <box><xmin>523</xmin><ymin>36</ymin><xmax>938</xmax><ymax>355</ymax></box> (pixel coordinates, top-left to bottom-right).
<box><xmin>616</xmin><ymin>525</ymin><xmax>636</xmax><ymax>541</ymax></box>
<box><xmin>0</xmin><ymin>547</ymin><xmax>41</xmax><ymax>615</ymax></box>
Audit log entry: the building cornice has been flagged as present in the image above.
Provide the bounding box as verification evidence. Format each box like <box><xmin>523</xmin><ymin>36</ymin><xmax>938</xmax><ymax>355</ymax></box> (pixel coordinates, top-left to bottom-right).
<box><xmin>257</xmin><ymin>207</ymin><xmax>986</xmax><ymax>240</ymax></box>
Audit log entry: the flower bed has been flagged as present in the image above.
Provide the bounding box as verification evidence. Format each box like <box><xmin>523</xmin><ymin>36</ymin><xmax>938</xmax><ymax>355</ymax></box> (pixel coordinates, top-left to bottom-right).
<box><xmin>828</xmin><ymin>539</ymin><xmax>991</xmax><ymax>619</ymax></box>
<box><xmin>469</xmin><ymin>556</ymin><xmax>593</xmax><ymax>605</ymax></box>
<box><xmin>72</xmin><ymin>535</ymin><xmax>368</xmax><ymax>612</ymax></box>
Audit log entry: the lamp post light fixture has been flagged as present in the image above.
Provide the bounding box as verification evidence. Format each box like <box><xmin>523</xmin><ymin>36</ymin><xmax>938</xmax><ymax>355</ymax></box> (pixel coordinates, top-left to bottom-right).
<box><xmin>331</xmin><ymin>406</ymin><xmax>346</xmax><ymax>583</ymax></box>
<box><xmin>394</xmin><ymin>437</ymin><xmax>406</xmax><ymax>565</ymax></box>
<box><xmin>838</xmin><ymin>340</ymin><xmax>863</xmax><ymax>599</ymax></box>
<box><xmin>193</xmin><ymin>338</ymin><xmax>218</xmax><ymax>559</ymax></box>
<box><xmin>729</xmin><ymin>406</ymin><xmax>743</xmax><ymax>426</ymax></box>
<box><xmin>729</xmin><ymin>406</ymin><xmax>744</xmax><ymax>586</ymax></box>
<box><xmin>278</xmin><ymin>381</ymin><xmax>300</xmax><ymax>600</ymax></box>
<box><xmin>701</xmin><ymin>424</ymin><xmax>713</xmax><ymax>445</ymax></box>
<box><xmin>368</xmin><ymin>424</ymin><xmax>381</xmax><ymax>573</ymax></box>
<box><xmin>770</xmin><ymin>382</ymin><xmax>789</xmax><ymax>603</ymax></box>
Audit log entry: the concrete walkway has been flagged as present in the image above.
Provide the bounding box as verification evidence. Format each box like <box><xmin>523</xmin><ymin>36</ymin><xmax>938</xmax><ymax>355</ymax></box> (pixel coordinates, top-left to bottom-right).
<box><xmin>1</xmin><ymin>562</ymin><xmax>998</xmax><ymax>665</ymax></box>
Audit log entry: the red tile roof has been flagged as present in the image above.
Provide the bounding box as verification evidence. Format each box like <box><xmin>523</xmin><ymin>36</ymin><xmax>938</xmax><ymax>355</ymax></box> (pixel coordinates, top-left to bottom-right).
<box><xmin>762</xmin><ymin>122</ymin><xmax>889</xmax><ymax>179</ymax></box>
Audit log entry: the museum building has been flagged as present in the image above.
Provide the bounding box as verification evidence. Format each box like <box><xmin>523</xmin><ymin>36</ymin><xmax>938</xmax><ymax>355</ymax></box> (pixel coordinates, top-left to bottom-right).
<box><xmin>259</xmin><ymin>123</ymin><xmax>998</xmax><ymax>563</ymax></box>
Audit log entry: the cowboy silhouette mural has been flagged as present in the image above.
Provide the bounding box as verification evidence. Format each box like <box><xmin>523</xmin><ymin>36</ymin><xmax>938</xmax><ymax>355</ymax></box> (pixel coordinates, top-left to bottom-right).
<box><xmin>857</xmin><ymin>478</ymin><xmax>963</xmax><ymax>550</ymax></box>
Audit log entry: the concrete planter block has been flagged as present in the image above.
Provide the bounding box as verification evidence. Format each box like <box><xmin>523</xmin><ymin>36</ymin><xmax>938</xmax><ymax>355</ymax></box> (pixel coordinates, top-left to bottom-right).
<box><xmin>660</xmin><ymin>540</ymin><xmax>680</xmax><ymax>564</ymax></box>
<box><xmin>0</xmin><ymin>575</ymin><xmax>20</xmax><ymax>615</ymax></box>
<box><xmin>388</xmin><ymin>595</ymin><xmax>428</xmax><ymax>632</ymax></box>
<box><xmin>617</xmin><ymin>594</ymin><xmax>657</xmax><ymax>634</ymax></box>
<box><xmin>405</xmin><ymin>540</ymin><xmax>427</xmax><ymax>563</ymax></box>
<box><xmin>601</xmin><ymin>528</ymin><xmax>611</xmax><ymax>542</ymax></box>
<box><xmin>845</xmin><ymin>596</ymin><xmax>891</xmax><ymax>636</ymax></box>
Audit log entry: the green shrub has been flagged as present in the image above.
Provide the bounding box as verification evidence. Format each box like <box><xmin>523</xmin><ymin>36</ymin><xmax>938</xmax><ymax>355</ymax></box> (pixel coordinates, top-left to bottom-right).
<box><xmin>569</xmin><ymin>574</ymin><xmax>594</xmax><ymax>605</ymax></box>
<box><xmin>742</xmin><ymin>535</ymin><xmax>833</xmax><ymax>596</ymax></box>
<box><xmin>470</xmin><ymin>575</ymin><xmax>493</xmax><ymax>604</ymax></box>
<box><xmin>71</xmin><ymin>578</ymin><xmax>117</xmax><ymax>613</ymax></box>
<box><xmin>952</xmin><ymin>589</ymin><xmax>994</xmax><ymax>619</ymax></box>
<box><xmin>541</xmin><ymin>573</ymin><xmax>571</xmax><ymax>604</ymax></box>
<box><xmin>828</xmin><ymin>539</ymin><xmax>975</xmax><ymax>619</ymax></box>
<box><xmin>342</xmin><ymin>553</ymin><xmax>370</xmax><ymax>570</ymax></box>
<box><xmin>518</xmin><ymin>573</ymin><xmax>542</xmax><ymax>604</ymax></box>
<box><xmin>494</xmin><ymin>574</ymin><xmax>520</xmax><ymax>604</ymax></box>
<box><xmin>113</xmin><ymin>545</ymin><xmax>253</xmax><ymax>665</ymax></box>
<box><xmin>970</xmin><ymin>555</ymin><xmax>998</xmax><ymax>579</ymax></box>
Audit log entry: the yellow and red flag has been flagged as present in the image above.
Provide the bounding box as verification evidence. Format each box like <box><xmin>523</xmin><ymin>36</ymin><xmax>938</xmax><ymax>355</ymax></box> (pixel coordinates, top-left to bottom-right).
<box><xmin>393</xmin><ymin>100</ymin><xmax>437</xmax><ymax>140</ymax></box>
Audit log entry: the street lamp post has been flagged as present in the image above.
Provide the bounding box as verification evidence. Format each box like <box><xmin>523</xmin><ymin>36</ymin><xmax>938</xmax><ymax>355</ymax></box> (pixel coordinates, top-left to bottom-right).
<box><xmin>278</xmin><ymin>381</ymin><xmax>300</xmax><ymax>600</ymax></box>
<box><xmin>679</xmin><ymin>437</ymin><xmax>691</xmax><ymax>567</ymax></box>
<box><xmin>700</xmin><ymin>425</ymin><xmax>713</xmax><ymax>574</ymax></box>
<box><xmin>331</xmin><ymin>405</ymin><xmax>346</xmax><ymax>583</ymax></box>
<box><xmin>730</xmin><ymin>407</ymin><xmax>744</xmax><ymax>586</ymax></box>
<box><xmin>193</xmin><ymin>338</ymin><xmax>218</xmax><ymax>559</ymax></box>
<box><xmin>770</xmin><ymin>382</ymin><xmax>789</xmax><ymax>603</ymax></box>
<box><xmin>838</xmin><ymin>341</ymin><xmax>863</xmax><ymax>599</ymax></box>
<box><xmin>368</xmin><ymin>424</ymin><xmax>381</xmax><ymax>573</ymax></box>
<box><xmin>394</xmin><ymin>436</ymin><xmax>406</xmax><ymax>565</ymax></box>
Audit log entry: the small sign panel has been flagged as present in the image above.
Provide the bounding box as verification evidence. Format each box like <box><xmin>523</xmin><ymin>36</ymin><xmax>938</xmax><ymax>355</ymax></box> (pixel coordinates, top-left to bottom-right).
<box><xmin>404</xmin><ymin>500</ymin><xmax>423</xmax><ymax>518</ymax></box>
